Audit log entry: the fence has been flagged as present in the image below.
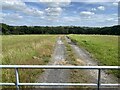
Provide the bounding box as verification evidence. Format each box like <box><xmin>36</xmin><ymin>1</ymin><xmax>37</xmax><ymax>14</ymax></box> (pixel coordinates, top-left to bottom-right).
<box><xmin>0</xmin><ymin>65</ymin><xmax>119</xmax><ymax>90</ymax></box>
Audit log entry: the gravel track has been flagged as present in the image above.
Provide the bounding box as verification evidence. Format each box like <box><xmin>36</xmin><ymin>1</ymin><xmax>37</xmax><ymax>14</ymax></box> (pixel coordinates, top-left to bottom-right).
<box><xmin>36</xmin><ymin>36</ymin><xmax>118</xmax><ymax>88</ymax></box>
<box><xmin>65</xmin><ymin>36</ymin><xmax>118</xmax><ymax>84</ymax></box>
<box><xmin>36</xmin><ymin>37</ymin><xmax>69</xmax><ymax>88</ymax></box>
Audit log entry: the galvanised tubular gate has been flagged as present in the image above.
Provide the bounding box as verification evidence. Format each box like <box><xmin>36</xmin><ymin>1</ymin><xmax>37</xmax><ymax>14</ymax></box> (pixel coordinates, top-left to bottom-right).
<box><xmin>0</xmin><ymin>65</ymin><xmax>119</xmax><ymax>90</ymax></box>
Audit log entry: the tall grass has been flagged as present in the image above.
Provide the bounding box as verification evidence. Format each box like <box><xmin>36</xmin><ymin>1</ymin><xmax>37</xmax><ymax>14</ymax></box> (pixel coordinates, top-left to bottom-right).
<box><xmin>69</xmin><ymin>35</ymin><xmax>119</xmax><ymax>77</ymax></box>
<box><xmin>2</xmin><ymin>35</ymin><xmax>57</xmax><ymax>88</ymax></box>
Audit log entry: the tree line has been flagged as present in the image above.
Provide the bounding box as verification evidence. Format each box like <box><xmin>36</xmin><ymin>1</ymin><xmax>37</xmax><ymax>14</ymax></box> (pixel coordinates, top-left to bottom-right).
<box><xmin>0</xmin><ymin>23</ymin><xmax>120</xmax><ymax>35</ymax></box>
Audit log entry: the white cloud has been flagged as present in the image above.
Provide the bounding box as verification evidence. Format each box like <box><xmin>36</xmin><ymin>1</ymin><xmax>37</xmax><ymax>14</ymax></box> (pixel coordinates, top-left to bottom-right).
<box><xmin>42</xmin><ymin>0</ymin><xmax>71</xmax><ymax>19</ymax></box>
<box><xmin>62</xmin><ymin>16</ymin><xmax>80</xmax><ymax>22</ymax></box>
<box><xmin>70</xmin><ymin>0</ymin><xmax>118</xmax><ymax>2</ymax></box>
<box><xmin>91</xmin><ymin>8</ymin><xmax>96</xmax><ymax>11</ymax></box>
<box><xmin>39</xmin><ymin>0</ymin><xmax>71</xmax><ymax>8</ymax></box>
<box><xmin>113</xmin><ymin>14</ymin><xmax>117</xmax><ymax>16</ymax></box>
<box><xmin>39</xmin><ymin>0</ymin><xmax>71</xmax><ymax>3</ymax></box>
<box><xmin>1</xmin><ymin>0</ymin><xmax>25</xmax><ymax>10</ymax></box>
<box><xmin>80</xmin><ymin>11</ymin><xmax>95</xmax><ymax>16</ymax></box>
<box><xmin>1</xmin><ymin>0</ymin><xmax>118</xmax><ymax>26</ymax></box>
<box><xmin>0</xmin><ymin>13</ymin><xmax>5</xmax><ymax>17</ymax></box>
<box><xmin>1</xmin><ymin>0</ymin><xmax>44</xmax><ymax>17</ymax></box>
<box><xmin>19</xmin><ymin>0</ymin><xmax>119</xmax><ymax>2</ymax></box>
<box><xmin>106</xmin><ymin>18</ymin><xmax>118</xmax><ymax>22</ymax></box>
<box><xmin>80</xmin><ymin>11</ymin><xmax>95</xmax><ymax>20</ymax></box>
<box><xmin>97</xmin><ymin>6</ymin><xmax>105</xmax><ymax>10</ymax></box>
<box><xmin>106</xmin><ymin>18</ymin><xmax>114</xmax><ymax>21</ymax></box>
<box><xmin>89</xmin><ymin>14</ymin><xmax>118</xmax><ymax>23</ymax></box>
<box><xmin>118</xmin><ymin>16</ymin><xmax>120</xmax><ymax>21</ymax></box>
<box><xmin>116</xmin><ymin>0</ymin><xmax>120</xmax><ymax>2</ymax></box>
<box><xmin>113</xmin><ymin>2</ymin><xmax>118</xmax><ymax>6</ymax></box>
<box><xmin>45</xmin><ymin>7</ymin><xmax>62</xmax><ymax>16</ymax></box>
<box><xmin>2</xmin><ymin>13</ymin><xmax>23</xmax><ymax>25</ymax></box>
<box><xmin>23</xmin><ymin>7</ymin><xmax>44</xmax><ymax>16</ymax></box>
<box><xmin>3</xmin><ymin>13</ymin><xmax>23</xmax><ymax>20</ymax></box>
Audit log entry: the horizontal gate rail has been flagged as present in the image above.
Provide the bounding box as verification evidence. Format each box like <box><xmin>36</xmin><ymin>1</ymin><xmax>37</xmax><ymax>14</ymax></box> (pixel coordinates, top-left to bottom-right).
<box><xmin>0</xmin><ymin>65</ymin><xmax>119</xmax><ymax>90</ymax></box>
<box><xmin>0</xmin><ymin>65</ymin><xmax>119</xmax><ymax>69</ymax></box>
<box><xmin>0</xmin><ymin>83</ymin><xmax>119</xmax><ymax>86</ymax></box>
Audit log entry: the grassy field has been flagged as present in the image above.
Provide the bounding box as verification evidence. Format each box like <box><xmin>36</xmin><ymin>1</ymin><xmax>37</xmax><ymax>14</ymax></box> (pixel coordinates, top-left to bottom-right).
<box><xmin>2</xmin><ymin>35</ymin><xmax>57</xmax><ymax>88</ymax></box>
<box><xmin>68</xmin><ymin>35</ymin><xmax>119</xmax><ymax>77</ymax></box>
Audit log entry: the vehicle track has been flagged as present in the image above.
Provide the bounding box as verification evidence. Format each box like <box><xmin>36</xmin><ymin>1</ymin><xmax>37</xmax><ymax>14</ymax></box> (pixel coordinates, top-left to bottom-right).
<box><xmin>36</xmin><ymin>37</ymin><xmax>69</xmax><ymax>88</ymax></box>
<box><xmin>65</xmin><ymin>36</ymin><xmax>118</xmax><ymax>84</ymax></box>
<box><xmin>36</xmin><ymin>36</ymin><xmax>118</xmax><ymax>88</ymax></box>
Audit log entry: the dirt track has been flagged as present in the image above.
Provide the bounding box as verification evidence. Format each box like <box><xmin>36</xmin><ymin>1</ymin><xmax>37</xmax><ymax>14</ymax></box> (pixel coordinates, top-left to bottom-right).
<box><xmin>36</xmin><ymin>36</ymin><xmax>118</xmax><ymax>88</ymax></box>
<box><xmin>36</xmin><ymin>37</ymin><xmax>69</xmax><ymax>88</ymax></box>
<box><xmin>65</xmin><ymin>36</ymin><xmax>118</xmax><ymax>84</ymax></box>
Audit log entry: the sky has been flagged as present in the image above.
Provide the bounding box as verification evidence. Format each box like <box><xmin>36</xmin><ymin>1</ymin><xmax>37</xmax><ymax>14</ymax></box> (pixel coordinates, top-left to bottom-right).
<box><xmin>0</xmin><ymin>0</ymin><xmax>119</xmax><ymax>27</ymax></box>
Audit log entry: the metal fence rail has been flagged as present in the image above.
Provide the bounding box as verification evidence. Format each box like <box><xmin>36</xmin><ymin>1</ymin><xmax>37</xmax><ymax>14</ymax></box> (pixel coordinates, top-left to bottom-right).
<box><xmin>0</xmin><ymin>65</ymin><xmax>119</xmax><ymax>90</ymax></box>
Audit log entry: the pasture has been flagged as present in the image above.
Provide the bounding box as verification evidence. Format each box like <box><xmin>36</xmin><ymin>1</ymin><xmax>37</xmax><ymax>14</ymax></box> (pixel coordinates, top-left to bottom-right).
<box><xmin>69</xmin><ymin>35</ymin><xmax>119</xmax><ymax>77</ymax></box>
<box><xmin>2</xmin><ymin>35</ymin><xmax>57</xmax><ymax>87</ymax></box>
<box><xmin>1</xmin><ymin>34</ymin><xmax>119</xmax><ymax>88</ymax></box>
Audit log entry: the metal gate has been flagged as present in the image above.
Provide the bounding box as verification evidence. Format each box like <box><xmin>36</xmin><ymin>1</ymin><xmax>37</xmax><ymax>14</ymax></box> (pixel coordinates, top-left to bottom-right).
<box><xmin>0</xmin><ymin>65</ymin><xmax>119</xmax><ymax>90</ymax></box>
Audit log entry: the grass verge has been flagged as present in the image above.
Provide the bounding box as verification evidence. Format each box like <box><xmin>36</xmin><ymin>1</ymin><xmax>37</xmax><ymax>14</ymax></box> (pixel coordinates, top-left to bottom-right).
<box><xmin>68</xmin><ymin>34</ymin><xmax>119</xmax><ymax>78</ymax></box>
<box><xmin>2</xmin><ymin>35</ymin><xmax>57</xmax><ymax>88</ymax></box>
<box><xmin>62</xmin><ymin>36</ymin><xmax>91</xmax><ymax>88</ymax></box>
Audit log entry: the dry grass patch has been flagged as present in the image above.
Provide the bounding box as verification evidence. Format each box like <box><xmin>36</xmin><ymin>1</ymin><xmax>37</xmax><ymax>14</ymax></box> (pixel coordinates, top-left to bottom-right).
<box><xmin>2</xmin><ymin>35</ymin><xmax>57</xmax><ymax>88</ymax></box>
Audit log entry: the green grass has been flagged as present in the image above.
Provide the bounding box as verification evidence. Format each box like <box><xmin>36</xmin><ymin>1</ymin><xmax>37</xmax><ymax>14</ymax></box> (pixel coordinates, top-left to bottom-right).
<box><xmin>2</xmin><ymin>35</ymin><xmax>57</xmax><ymax>88</ymax></box>
<box><xmin>69</xmin><ymin>34</ymin><xmax>119</xmax><ymax>77</ymax></box>
<box><xmin>62</xmin><ymin>36</ymin><xmax>90</xmax><ymax>88</ymax></box>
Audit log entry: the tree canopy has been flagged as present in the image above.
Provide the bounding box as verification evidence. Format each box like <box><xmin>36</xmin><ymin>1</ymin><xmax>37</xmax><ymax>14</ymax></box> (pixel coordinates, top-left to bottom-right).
<box><xmin>0</xmin><ymin>23</ymin><xmax>120</xmax><ymax>35</ymax></box>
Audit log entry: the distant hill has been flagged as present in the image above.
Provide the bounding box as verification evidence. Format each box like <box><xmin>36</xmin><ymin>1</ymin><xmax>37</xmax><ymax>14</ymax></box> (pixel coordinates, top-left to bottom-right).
<box><xmin>0</xmin><ymin>23</ymin><xmax>120</xmax><ymax>35</ymax></box>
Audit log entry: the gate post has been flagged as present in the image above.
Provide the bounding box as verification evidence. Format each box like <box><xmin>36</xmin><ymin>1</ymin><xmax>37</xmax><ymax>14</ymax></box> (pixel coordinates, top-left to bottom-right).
<box><xmin>97</xmin><ymin>69</ymin><xmax>101</xmax><ymax>90</ymax></box>
<box><xmin>15</xmin><ymin>68</ymin><xmax>19</xmax><ymax>90</ymax></box>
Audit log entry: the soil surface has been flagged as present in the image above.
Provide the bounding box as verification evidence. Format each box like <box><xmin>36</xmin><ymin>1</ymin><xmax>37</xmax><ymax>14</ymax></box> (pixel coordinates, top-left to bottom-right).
<box><xmin>36</xmin><ymin>37</ymin><xmax>69</xmax><ymax>88</ymax></box>
<box><xmin>36</xmin><ymin>36</ymin><xmax>118</xmax><ymax>88</ymax></box>
<box><xmin>65</xmin><ymin>36</ymin><xmax>118</xmax><ymax>84</ymax></box>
